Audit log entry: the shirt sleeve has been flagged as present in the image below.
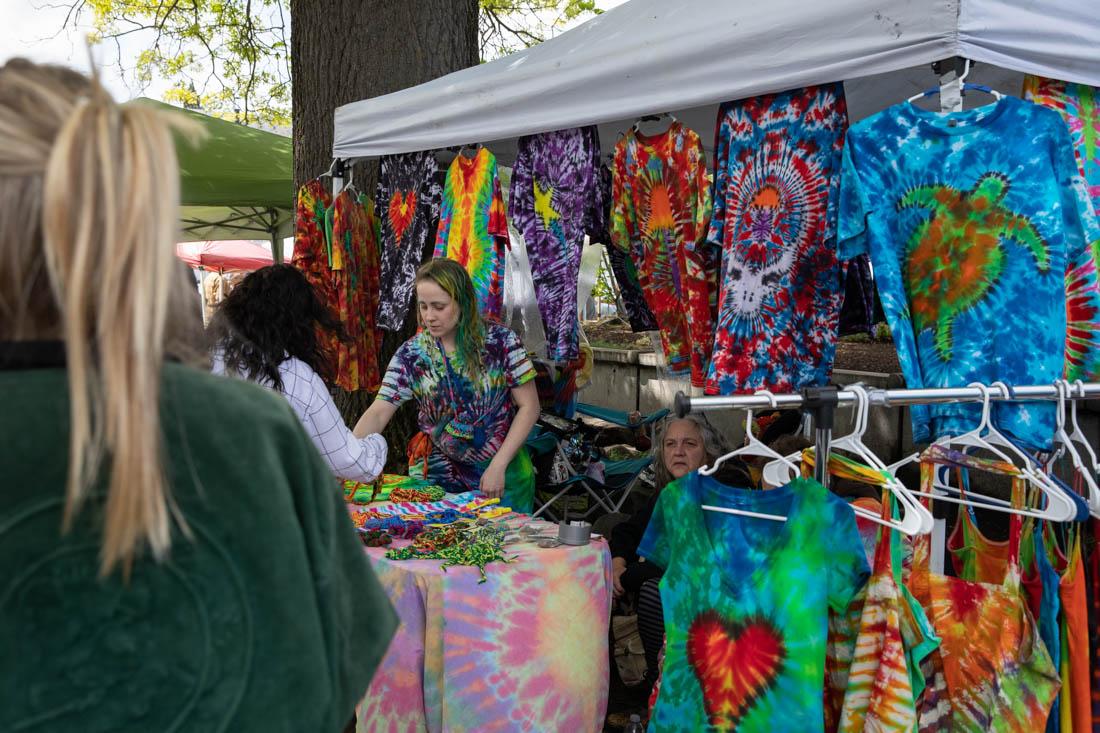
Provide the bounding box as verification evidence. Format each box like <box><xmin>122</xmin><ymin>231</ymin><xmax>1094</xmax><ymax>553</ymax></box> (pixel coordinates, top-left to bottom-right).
<box><xmin>707</xmin><ymin>103</ymin><xmax>732</xmax><ymax>248</ymax></box>
<box><xmin>637</xmin><ymin>481</ymin><xmax>674</xmax><ymax>571</ymax></box>
<box><xmin>434</xmin><ymin>163</ymin><xmax>451</xmax><ymax>258</ymax></box>
<box><xmin>509</xmin><ymin>140</ymin><xmax>533</xmax><ymax>238</ymax></box>
<box><xmin>827</xmin><ymin>497</ymin><xmax>872</xmax><ymax>612</ymax></box>
<box><xmin>686</xmin><ymin>132</ymin><xmax>713</xmax><ymax>252</ymax></box>
<box><xmin>837</xmin><ymin>133</ymin><xmax>871</xmax><ymax>262</ymax></box>
<box><xmin>488</xmin><ymin>160</ymin><xmax>510</xmax><ymax>242</ymax></box>
<box><xmin>609</xmin><ymin>492</ymin><xmax>659</xmax><ymax>562</ymax></box>
<box><xmin>289</xmin><ymin>361</ymin><xmax>388</xmax><ymax>483</ymax></box>
<box><xmin>376</xmin><ymin>342</ymin><xmax>415</xmax><ymax>406</ymax></box>
<box><xmin>609</xmin><ymin>142</ymin><xmax>635</xmax><ymax>253</ymax></box>
<box><xmin>502</xmin><ymin>327</ymin><xmax>535</xmax><ymax>388</ymax></box>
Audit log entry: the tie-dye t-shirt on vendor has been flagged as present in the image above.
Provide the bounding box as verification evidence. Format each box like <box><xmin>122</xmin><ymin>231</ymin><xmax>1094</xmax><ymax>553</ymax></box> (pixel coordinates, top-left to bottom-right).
<box><xmin>638</xmin><ymin>473</ymin><xmax>869</xmax><ymax>732</ymax></box>
<box><xmin>839</xmin><ymin>97</ymin><xmax>1100</xmax><ymax>449</ymax></box>
<box><xmin>434</xmin><ymin>148</ymin><xmax>510</xmax><ymax>320</ymax></box>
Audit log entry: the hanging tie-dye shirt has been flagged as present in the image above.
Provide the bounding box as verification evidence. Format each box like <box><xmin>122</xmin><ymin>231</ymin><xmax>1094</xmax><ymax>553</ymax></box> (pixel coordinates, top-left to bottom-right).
<box><xmin>839</xmin><ymin>97</ymin><xmax>1100</xmax><ymax>450</ymax></box>
<box><xmin>706</xmin><ymin>84</ymin><xmax>849</xmax><ymax>395</ymax></box>
<box><xmin>435</xmin><ymin>148</ymin><xmax>510</xmax><ymax>321</ymax></box>
<box><xmin>639</xmin><ymin>473</ymin><xmax>869</xmax><ymax>732</ymax></box>
<box><xmin>610</xmin><ymin>122</ymin><xmax>716</xmax><ymax>386</ymax></box>
<box><xmin>1022</xmin><ymin>76</ymin><xmax>1100</xmax><ymax>384</ymax></box>
<box><xmin>509</xmin><ymin>127</ymin><xmax>603</xmax><ymax>362</ymax></box>
<box><xmin>376</xmin><ymin>152</ymin><xmax>442</xmax><ymax>331</ymax></box>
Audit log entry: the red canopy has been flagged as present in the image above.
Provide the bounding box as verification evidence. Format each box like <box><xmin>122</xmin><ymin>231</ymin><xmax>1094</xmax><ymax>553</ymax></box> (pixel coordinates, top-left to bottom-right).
<box><xmin>176</xmin><ymin>240</ymin><xmax>274</xmax><ymax>272</ymax></box>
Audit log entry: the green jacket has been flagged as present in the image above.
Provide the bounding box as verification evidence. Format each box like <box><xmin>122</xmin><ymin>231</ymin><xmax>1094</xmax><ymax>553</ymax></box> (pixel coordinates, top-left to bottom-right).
<box><xmin>0</xmin><ymin>347</ymin><xmax>396</xmax><ymax>733</ymax></box>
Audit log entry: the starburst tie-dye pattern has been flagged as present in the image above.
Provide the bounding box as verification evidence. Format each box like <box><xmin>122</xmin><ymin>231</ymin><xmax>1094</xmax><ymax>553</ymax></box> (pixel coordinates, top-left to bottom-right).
<box><xmin>907</xmin><ymin>453</ymin><xmax>1060</xmax><ymax>732</ymax></box>
<box><xmin>706</xmin><ymin>85</ymin><xmax>848</xmax><ymax>395</ymax></box>
<box><xmin>356</xmin><ymin>534</ymin><xmax>613</xmax><ymax>732</ymax></box>
<box><xmin>840</xmin><ymin>97</ymin><xmax>1100</xmax><ymax>449</ymax></box>
<box><xmin>509</xmin><ymin>127</ymin><xmax>603</xmax><ymax>361</ymax></box>
<box><xmin>1023</xmin><ymin>76</ymin><xmax>1100</xmax><ymax>385</ymax></box>
<box><xmin>638</xmin><ymin>473</ymin><xmax>868</xmax><ymax>732</ymax></box>
<box><xmin>610</xmin><ymin>122</ymin><xmax>716</xmax><ymax>386</ymax></box>
<box><xmin>376</xmin><ymin>152</ymin><xmax>442</xmax><ymax>331</ymax></box>
<box><xmin>435</xmin><ymin>148</ymin><xmax>510</xmax><ymax>320</ymax></box>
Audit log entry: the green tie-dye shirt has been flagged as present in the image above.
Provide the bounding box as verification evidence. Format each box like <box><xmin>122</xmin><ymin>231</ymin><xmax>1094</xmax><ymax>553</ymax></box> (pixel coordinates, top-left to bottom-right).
<box><xmin>639</xmin><ymin>473</ymin><xmax>869</xmax><ymax>732</ymax></box>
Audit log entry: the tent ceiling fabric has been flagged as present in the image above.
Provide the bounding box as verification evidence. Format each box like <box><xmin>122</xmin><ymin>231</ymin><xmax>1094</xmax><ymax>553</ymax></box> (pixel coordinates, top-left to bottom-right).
<box><xmin>332</xmin><ymin>0</ymin><xmax>1098</xmax><ymax>164</ymax></box>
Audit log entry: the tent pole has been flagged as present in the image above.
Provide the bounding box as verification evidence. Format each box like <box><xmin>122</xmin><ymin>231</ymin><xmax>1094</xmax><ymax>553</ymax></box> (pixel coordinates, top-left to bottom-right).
<box><xmin>271</xmin><ymin>228</ymin><xmax>282</xmax><ymax>264</ymax></box>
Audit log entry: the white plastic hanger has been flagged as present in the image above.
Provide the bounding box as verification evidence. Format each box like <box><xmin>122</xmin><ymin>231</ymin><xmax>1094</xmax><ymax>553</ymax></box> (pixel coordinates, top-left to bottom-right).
<box><xmin>700</xmin><ymin>390</ymin><xmax>799</xmax><ymax>477</ymax></box>
<box><xmin>1053</xmin><ymin>380</ymin><xmax>1100</xmax><ymax>517</ymax></box>
<box><xmin>759</xmin><ymin>385</ymin><xmax>931</xmax><ymax>535</ymax></box>
<box><xmin>700</xmin><ymin>390</ymin><xmax>789</xmax><ymax>523</ymax></box>
<box><xmin>907</xmin><ymin>59</ymin><xmax>1004</xmax><ymax>104</ymax></box>
<box><xmin>913</xmin><ymin>382</ymin><xmax>1077</xmax><ymax>522</ymax></box>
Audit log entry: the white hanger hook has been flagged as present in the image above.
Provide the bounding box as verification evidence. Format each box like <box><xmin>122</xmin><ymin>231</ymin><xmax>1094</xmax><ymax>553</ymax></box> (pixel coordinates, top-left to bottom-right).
<box><xmin>967</xmin><ymin>381</ymin><xmax>993</xmax><ymax>429</ymax></box>
<box><xmin>1055</xmin><ymin>379</ymin><xmax>1069</xmax><ymax>431</ymax></box>
<box><xmin>958</xmin><ymin>58</ymin><xmax>972</xmax><ymax>84</ymax></box>
<box><xmin>754</xmin><ymin>389</ymin><xmax>779</xmax><ymax>409</ymax></box>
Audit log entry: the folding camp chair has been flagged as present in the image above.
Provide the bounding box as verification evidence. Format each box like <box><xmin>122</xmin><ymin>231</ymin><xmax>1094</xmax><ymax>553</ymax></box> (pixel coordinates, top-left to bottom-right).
<box><xmin>526</xmin><ymin>405</ymin><xmax>668</xmax><ymax>521</ymax></box>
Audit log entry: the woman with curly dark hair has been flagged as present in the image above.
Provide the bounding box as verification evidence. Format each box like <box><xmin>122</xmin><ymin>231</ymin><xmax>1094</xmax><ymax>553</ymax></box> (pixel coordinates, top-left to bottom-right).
<box><xmin>210</xmin><ymin>263</ymin><xmax>387</xmax><ymax>483</ymax></box>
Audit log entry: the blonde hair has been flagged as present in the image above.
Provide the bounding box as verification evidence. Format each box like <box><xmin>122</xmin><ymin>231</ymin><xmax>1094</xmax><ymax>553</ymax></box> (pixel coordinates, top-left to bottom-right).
<box><xmin>0</xmin><ymin>58</ymin><xmax>202</xmax><ymax>575</ymax></box>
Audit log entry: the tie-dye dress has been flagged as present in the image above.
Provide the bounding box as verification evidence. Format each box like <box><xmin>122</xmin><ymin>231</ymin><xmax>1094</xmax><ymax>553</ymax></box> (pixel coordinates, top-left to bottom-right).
<box><xmin>435</xmin><ymin>148</ymin><xmax>510</xmax><ymax>321</ymax></box>
<box><xmin>509</xmin><ymin>127</ymin><xmax>603</xmax><ymax>361</ymax></box>
<box><xmin>706</xmin><ymin>84</ymin><xmax>848</xmax><ymax>395</ymax></box>
<box><xmin>1022</xmin><ymin>76</ymin><xmax>1100</xmax><ymax>384</ymax></box>
<box><xmin>638</xmin><ymin>472</ymin><xmax>869</xmax><ymax>732</ymax></box>
<box><xmin>376</xmin><ymin>152</ymin><xmax>442</xmax><ymax>331</ymax></box>
<box><xmin>839</xmin><ymin>97</ymin><xmax>1100</xmax><ymax>450</ymax></box>
<box><xmin>611</xmin><ymin>122</ymin><xmax>716</xmax><ymax>386</ymax></box>
<box><xmin>376</xmin><ymin>323</ymin><xmax>535</xmax><ymax>513</ymax></box>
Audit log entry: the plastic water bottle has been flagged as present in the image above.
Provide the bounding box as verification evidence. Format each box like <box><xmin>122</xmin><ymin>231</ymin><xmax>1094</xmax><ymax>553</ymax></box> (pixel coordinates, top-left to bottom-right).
<box><xmin>624</xmin><ymin>713</ymin><xmax>645</xmax><ymax>733</ymax></box>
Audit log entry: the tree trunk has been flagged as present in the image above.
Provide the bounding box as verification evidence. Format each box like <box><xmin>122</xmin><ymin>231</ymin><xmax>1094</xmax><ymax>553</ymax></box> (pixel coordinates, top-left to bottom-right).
<box><xmin>291</xmin><ymin>0</ymin><xmax>479</xmax><ymax>471</ymax></box>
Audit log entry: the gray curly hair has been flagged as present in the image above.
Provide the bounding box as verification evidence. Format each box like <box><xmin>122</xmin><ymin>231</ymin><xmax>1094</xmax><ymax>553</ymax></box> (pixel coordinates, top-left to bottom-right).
<box><xmin>651</xmin><ymin>413</ymin><xmax>730</xmax><ymax>490</ymax></box>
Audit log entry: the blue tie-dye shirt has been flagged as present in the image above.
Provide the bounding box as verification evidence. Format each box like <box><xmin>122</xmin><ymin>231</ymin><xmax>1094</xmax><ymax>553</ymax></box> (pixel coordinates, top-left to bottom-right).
<box><xmin>839</xmin><ymin>97</ymin><xmax>1100</xmax><ymax>449</ymax></box>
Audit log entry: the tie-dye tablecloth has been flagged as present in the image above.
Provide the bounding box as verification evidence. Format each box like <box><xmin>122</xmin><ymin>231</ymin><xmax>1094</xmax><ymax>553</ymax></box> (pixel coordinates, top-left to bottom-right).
<box><xmin>356</xmin><ymin>530</ymin><xmax>613</xmax><ymax>733</ymax></box>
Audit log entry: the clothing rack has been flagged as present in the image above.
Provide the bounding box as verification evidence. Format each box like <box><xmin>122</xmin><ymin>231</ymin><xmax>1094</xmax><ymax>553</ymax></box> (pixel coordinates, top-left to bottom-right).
<box><xmin>675</xmin><ymin>382</ymin><xmax>1100</xmax><ymax>487</ymax></box>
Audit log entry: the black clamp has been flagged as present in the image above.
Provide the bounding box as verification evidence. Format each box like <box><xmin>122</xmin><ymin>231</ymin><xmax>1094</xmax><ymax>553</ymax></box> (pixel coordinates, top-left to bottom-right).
<box><xmin>800</xmin><ymin>385</ymin><xmax>838</xmax><ymax>433</ymax></box>
<box><xmin>673</xmin><ymin>390</ymin><xmax>691</xmax><ymax>418</ymax></box>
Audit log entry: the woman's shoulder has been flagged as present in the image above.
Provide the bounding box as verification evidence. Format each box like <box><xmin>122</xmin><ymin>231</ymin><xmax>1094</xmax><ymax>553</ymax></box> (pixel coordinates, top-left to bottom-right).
<box><xmin>166</xmin><ymin>361</ymin><xmax>304</xmax><ymax>437</ymax></box>
<box><xmin>483</xmin><ymin>322</ymin><xmax>524</xmax><ymax>350</ymax></box>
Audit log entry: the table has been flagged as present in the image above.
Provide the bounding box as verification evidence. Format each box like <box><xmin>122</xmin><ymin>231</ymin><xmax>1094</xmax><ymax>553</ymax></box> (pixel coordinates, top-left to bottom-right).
<box><xmin>355</xmin><ymin>521</ymin><xmax>613</xmax><ymax>733</ymax></box>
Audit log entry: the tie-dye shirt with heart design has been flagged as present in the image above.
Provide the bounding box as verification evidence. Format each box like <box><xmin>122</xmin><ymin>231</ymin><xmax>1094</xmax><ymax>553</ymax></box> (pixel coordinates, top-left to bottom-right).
<box><xmin>376</xmin><ymin>152</ymin><xmax>442</xmax><ymax>331</ymax></box>
<box><xmin>435</xmin><ymin>148</ymin><xmax>510</xmax><ymax>321</ymax></box>
<box><xmin>639</xmin><ymin>473</ymin><xmax>869</xmax><ymax>732</ymax></box>
<box><xmin>839</xmin><ymin>97</ymin><xmax>1100</xmax><ymax>450</ymax></box>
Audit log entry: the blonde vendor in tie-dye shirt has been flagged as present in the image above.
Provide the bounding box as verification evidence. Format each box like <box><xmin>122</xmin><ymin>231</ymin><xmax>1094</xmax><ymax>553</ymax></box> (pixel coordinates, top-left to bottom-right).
<box><xmin>356</xmin><ymin>258</ymin><xmax>539</xmax><ymax>513</ymax></box>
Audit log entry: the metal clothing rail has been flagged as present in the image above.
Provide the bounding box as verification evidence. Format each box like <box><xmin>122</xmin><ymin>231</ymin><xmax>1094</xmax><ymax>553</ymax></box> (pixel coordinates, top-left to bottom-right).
<box><xmin>674</xmin><ymin>382</ymin><xmax>1100</xmax><ymax>487</ymax></box>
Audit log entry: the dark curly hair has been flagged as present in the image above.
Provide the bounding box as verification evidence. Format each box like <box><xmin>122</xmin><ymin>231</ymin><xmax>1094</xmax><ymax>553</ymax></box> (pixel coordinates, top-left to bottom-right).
<box><xmin>207</xmin><ymin>264</ymin><xmax>346</xmax><ymax>391</ymax></box>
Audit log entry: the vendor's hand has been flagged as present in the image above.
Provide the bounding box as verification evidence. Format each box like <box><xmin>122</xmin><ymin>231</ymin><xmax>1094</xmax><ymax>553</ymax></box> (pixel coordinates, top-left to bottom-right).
<box><xmin>479</xmin><ymin>459</ymin><xmax>507</xmax><ymax>500</ymax></box>
<box><xmin>612</xmin><ymin>556</ymin><xmax>627</xmax><ymax>598</ymax></box>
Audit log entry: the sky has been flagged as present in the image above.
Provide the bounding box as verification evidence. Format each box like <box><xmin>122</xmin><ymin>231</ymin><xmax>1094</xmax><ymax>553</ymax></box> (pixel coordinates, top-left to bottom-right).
<box><xmin>0</xmin><ymin>0</ymin><xmax>629</xmax><ymax>104</ymax></box>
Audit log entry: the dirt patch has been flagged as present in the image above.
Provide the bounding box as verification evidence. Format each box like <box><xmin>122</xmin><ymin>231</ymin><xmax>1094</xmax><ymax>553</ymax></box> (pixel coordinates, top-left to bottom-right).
<box><xmin>583</xmin><ymin>317</ymin><xmax>655</xmax><ymax>351</ymax></box>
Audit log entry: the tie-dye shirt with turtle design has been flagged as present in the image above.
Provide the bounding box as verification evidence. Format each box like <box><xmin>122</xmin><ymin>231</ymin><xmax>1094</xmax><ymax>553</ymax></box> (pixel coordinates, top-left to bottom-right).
<box><xmin>376</xmin><ymin>323</ymin><xmax>534</xmax><ymax>493</ymax></box>
<box><xmin>1023</xmin><ymin>75</ymin><xmax>1100</xmax><ymax>384</ymax></box>
<box><xmin>610</xmin><ymin>122</ymin><xmax>716</xmax><ymax>387</ymax></box>
<box><xmin>638</xmin><ymin>473</ymin><xmax>869</xmax><ymax>733</ymax></box>
<box><xmin>509</xmin><ymin>127</ymin><xmax>603</xmax><ymax>361</ymax></box>
<box><xmin>376</xmin><ymin>152</ymin><xmax>442</xmax><ymax>332</ymax></box>
<box><xmin>706</xmin><ymin>84</ymin><xmax>848</xmax><ymax>395</ymax></box>
<box><xmin>435</xmin><ymin>148</ymin><xmax>510</xmax><ymax>320</ymax></box>
<box><xmin>839</xmin><ymin>97</ymin><xmax>1100</xmax><ymax>450</ymax></box>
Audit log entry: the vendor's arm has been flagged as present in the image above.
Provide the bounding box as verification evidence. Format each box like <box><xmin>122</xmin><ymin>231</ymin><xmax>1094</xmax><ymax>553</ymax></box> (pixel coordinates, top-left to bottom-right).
<box><xmin>353</xmin><ymin>398</ymin><xmax>397</xmax><ymax>438</ymax></box>
<box><xmin>353</xmin><ymin>342</ymin><xmax>412</xmax><ymax>438</ymax></box>
<box><xmin>478</xmin><ymin>380</ymin><xmax>539</xmax><ymax>499</ymax></box>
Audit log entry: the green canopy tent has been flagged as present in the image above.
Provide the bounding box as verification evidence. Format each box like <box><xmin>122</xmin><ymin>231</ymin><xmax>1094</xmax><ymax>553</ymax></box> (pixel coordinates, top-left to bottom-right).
<box><xmin>135</xmin><ymin>99</ymin><xmax>294</xmax><ymax>261</ymax></box>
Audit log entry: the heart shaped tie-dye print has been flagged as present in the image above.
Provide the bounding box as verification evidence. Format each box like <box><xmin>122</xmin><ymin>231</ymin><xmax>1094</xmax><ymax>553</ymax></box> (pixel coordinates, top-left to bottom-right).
<box><xmin>686</xmin><ymin>610</ymin><xmax>785</xmax><ymax>729</ymax></box>
<box><xmin>388</xmin><ymin>189</ymin><xmax>418</xmax><ymax>244</ymax></box>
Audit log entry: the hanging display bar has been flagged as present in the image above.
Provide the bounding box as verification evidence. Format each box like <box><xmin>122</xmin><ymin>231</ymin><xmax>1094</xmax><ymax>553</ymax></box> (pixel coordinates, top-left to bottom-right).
<box><xmin>675</xmin><ymin>381</ymin><xmax>1100</xmax><ymax>417</ymax></box>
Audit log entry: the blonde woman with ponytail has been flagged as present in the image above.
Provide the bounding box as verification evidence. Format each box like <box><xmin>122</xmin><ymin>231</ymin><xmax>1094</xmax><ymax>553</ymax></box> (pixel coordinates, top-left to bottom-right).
<box><xmin>0</xmin><ymin>59</ymin><xmax>395</xmax><ymax>732</ymax></box>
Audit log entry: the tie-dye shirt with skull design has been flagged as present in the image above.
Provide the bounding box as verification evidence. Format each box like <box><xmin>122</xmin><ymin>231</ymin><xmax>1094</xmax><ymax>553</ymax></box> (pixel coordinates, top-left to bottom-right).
<box><xmin>376</xmin><ymin>151</ymin><xmax>442</xmax><ymax>331</ymax></box>
<box><xmin>840</xmin><ymin>97</ymin><xmax>1100</xmax><ymax>449</ymax></box>
<box><xmin>638</xmin><ymin>472</ymin><xmax>868</xmax><ymax>733</ymax></box>
<box><xmin>705</xmin><ymin>84</ymin><xmax>849</xmax><ymax>395</ymax></box>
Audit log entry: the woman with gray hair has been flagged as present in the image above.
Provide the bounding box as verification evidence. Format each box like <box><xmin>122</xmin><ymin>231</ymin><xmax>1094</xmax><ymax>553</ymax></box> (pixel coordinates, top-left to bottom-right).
<box><xmin>607</xmin><ymin>414</ymin><xmax>750</xmax><ymax>707</ymax></box>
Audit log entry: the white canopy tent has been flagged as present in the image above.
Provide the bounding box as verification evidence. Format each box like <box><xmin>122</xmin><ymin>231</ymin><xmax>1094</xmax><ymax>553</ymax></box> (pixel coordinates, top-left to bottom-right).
<box><xmin>333</xmin><ymin>0</ymin><xmax>1099</xmax><ymax>163</ymax></box>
